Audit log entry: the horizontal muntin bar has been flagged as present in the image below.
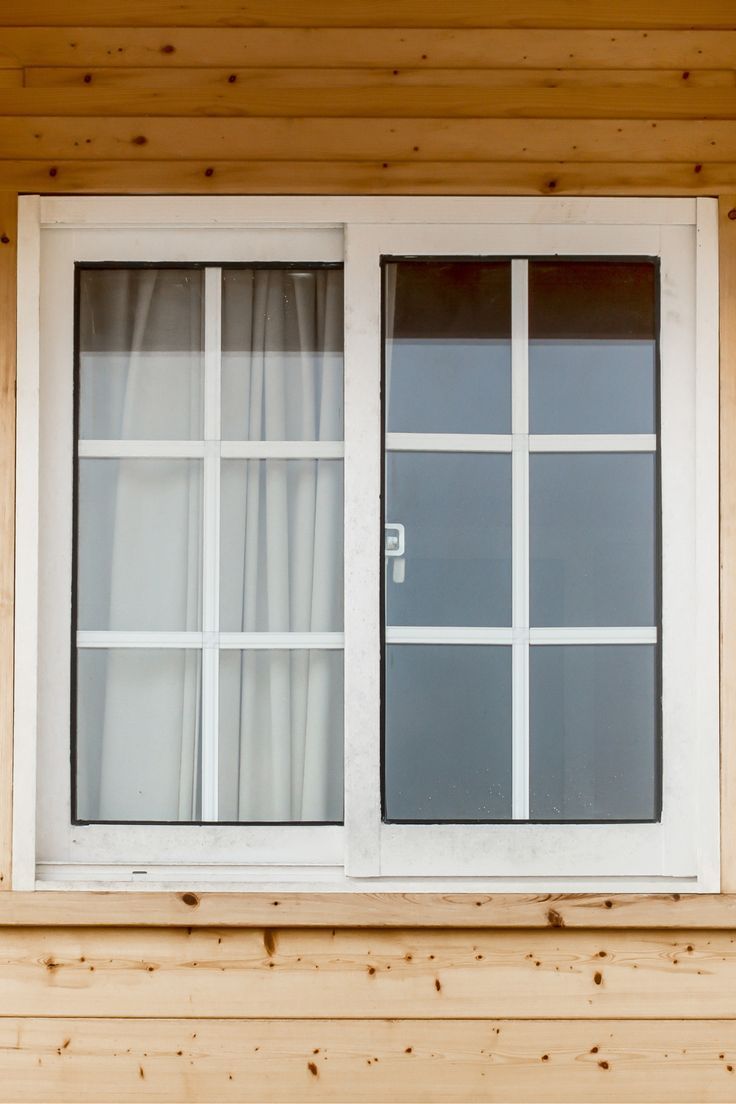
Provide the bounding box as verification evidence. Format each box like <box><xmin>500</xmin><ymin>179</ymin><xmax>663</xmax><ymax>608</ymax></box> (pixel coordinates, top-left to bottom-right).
<box><xmin>77</xmin><ymin>631</ymin><xmax>345</xmax><ymax>649</ymax></box>
<box><xmin>78</xmin><ymin>439</ymin><xmax>345</xmax><ymax>459</ymax></box>
<box><xmin>529</xmin><ymin>434</ymin><xmax>657</xmax><ymax>452</ymax></box>
<box><xmin>385</xmin><ymin>433</ymin><xmax>657</xmax><ymax>454</ymax></box>
<box><xmin>386</xmin><ymin>433</ymin><xmax>512</xmax><ymax>453</ymax></box>
<box><xmin>385</xmin><ymin>626</ymin><xmax>657</xmax><ymax>645</ymax></box>
<box><xmin>220</xmin><ymin>441</ymin><xmax>344</xmax><ymax>459</ymax></box>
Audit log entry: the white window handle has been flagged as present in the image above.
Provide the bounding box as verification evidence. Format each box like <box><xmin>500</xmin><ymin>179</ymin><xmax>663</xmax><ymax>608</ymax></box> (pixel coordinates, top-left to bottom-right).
<box><xmin>385</xmin><ymin>523</ymin><xmax>406</xmax><ymax>584</ymax></box>
<box><xmin>384</xmin><ymin>522</ymin><xmax>405</xmax><ymax>557</ymax></box>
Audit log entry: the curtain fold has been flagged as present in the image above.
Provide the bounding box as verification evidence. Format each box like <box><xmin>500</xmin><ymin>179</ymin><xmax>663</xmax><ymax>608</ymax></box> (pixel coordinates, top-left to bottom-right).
<box><xmin>77</xmin><ymin>266</ymin><xmax>342</xmax><ymax>825</ymax></box>
<box><xmin>78</xmin><ymin>268</ymin><xmax>203</xmax><ymax>822</ymax></box>
<box><xmin>222</xmin><ymin>268</ymin><xmax>343</xmax><ymax>823</ymax></box>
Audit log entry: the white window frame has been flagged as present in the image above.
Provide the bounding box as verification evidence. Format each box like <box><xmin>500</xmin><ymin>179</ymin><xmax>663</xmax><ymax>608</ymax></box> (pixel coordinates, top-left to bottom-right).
<box><xmin>13</xmin><ymin>196</ymin><xmax>720</xmax><ymax>893</ymax></box>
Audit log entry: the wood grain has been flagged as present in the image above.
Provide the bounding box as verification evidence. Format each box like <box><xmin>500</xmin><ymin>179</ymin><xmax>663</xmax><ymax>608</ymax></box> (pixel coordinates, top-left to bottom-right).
<box><xmin>1</xmin><ymin>1017</ymin><xmax>736</xmax><ymax>1102</ymax></box>
<box><xmin>1</xmin><ymin>892</ymin><xmax>736</xmax><ymax>928</ymax></box>
<box><xmin>4</xmin><ymin>29</ymin><xmax>736</xmax><ymax>70</ymax></box>
<box><xmin>0</xmin><ymin>159</ymin><xmax>729</xmax><ymax>195</ymax></box>
<box><xmin>1</xmin><ymin>117</ymin><xmax>735</xmax><ymax>161</ymax></box>
<box><xmin>0</xmin><ymin>927</ymin><xmax>735</xmax><ymax>1018</ymax></box>
<box><xmin>5</xmin><ymin>1</ymin><xmax>736</xmax><ymax>29</ymax></box>
<box><xmin>22</xmin><ymin>67</ymin><xmax>736</xmax><ymax>92</ymax></box>
<box><xmin>4</xmin><ymin>80</ymin><xmax>736</xmax><ymax>119</ymax></box>
<box><xmin>0</xmin><ymin>193</ymin><xmax>15</xmax><ymax>894</ymax></box>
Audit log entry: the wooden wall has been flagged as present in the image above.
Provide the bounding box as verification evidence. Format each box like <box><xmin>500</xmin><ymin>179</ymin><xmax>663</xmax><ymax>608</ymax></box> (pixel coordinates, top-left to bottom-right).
<box><xmin>1</xmin><ymin>2</ymin><xmax>736</xmax><ymax>1100</ymax></box>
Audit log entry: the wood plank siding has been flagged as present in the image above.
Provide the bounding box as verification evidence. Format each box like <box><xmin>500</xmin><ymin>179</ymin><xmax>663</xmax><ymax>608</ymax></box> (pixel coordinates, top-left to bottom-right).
<box><xmin>0</xmin><ymin>2</ymin><xmax>735</xmax><ymax>1100</ymax></box>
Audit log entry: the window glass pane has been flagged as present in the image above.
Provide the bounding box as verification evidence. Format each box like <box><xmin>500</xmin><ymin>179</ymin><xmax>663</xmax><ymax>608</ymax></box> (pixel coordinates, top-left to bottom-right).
<box><xmin>76</xmin><ymin>459</ymin><xmax>203</xmax><ymax>632</ymax></box>
<box><xmin>221</xmin><ymin>267</ymin><xmax>343</xmax><ymax>441</ymax></box>
<box><xmin>219</xmin><ymin>649</ymin><xmax>343</xmax><ymax>822</ymax></box>
<box><xmin>385</xmin><ymin>452</ymin><xmax>512</xmax><ymax>627</ymax></box>
<box><xmin>530</xmin><ymin>645</ymin><xmax>658</xmax><ymax>821</ymax></box>
<box><xmin>385</xmin><ymin>261</ymin><xmax>511</xmax><ymax>434</ymax></box>
<box><xmin>220</xmin><ymin>459</ymin><xmax>343</xmax><ymax>633</ymax></box>
<box><xmin>75</xmin><ymin>648</ymin><xmax>202</xmax><ymax>822</ymax></box>
<box><xmin>78</xmin><ymin>268</ymin><xmax>204</xmax><ymax>440</ymax></box>
<box><xmin>384</xmin><ymin>645</ymin><xmax>512</xmax><ymax>821</ymax></box>
<box><xmin>530</xmin><ymin>453</ymin><xmax>656</xmax><ymax>627</ymax></box>
<box><xmin>529</xmin><ymin>261</ymin><xmax>657</xmax><ymax>434</ymax></box>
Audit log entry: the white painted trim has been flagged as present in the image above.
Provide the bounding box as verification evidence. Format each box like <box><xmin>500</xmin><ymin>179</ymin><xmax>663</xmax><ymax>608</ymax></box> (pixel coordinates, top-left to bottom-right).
<box><xmin>12</xmin><ymin>196</ymin><xmax>41</xmax><ymax>891</ymax></box>
<box><xmin>39</xmin><ymin>196</ymin><xmax>698</xmax><ymax>229</ymax></box>
<box><xmin>201</xmin><ymin>267</ymin><xmax>222</xmax><ymax>822</ymax></box>
<box><xmin>386</xmin><ymin>432</ymin><xmax>512</xmax><ymax>453</ymax></box>
<box><xmin>76</xmin><ymin>631</ymin><xmax>345</xmax><ymax>649</ymax></box>
<box><xmin>78</xmin><ymin>439</ymin><xmax>346</xmax><ymax>459</ymax></box>
<box><xmin>529</xmin><ymin>434</ymin><xmax>657</xmax><ymax>452</ymax></box>
<box><xmin>511</xmin><ymin>260</ymin><xmax>530</xmax><ymax>821</ymax></box>
<box><xmin>693</xmin><ymin>197</ymin><xmax>721</xmax><ymax>890</ymax></box>
<box><xmin>343</xmin><ymin>224</ymin><xmax>382</xmax><ymax>878</ymax></box>
<box><xmin>78</xmin><ymin>439</ymin><xmax>207</xmax><ymax>458</ymax></box>
<box><xmin>529</xmin><ymin>627</ymin><xmax>658</xmax><ymax>645</ymax></box>
<box><xmin>220</xmin><ymin>440</ymin><xmax>345</xmax><ymax>459</ymax></box>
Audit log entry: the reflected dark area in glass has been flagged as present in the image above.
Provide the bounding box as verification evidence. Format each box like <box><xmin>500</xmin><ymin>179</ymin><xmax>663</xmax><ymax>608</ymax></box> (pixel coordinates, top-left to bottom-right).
<box><xmin>530</xmin><ymin>645</ymin><xmax>658</xmax><ymax>821</ymax></box>
<box><xmin>385</xmin><ymin>451</ymin><xmax>512</xmax><ymax>628</ymax></box>
<box><xmin>385</xmin><ymin>261</ymin><xmax>512</xmax><ymax>434</ymax></box>
<box><xmin>384</xmin><ymin>645</ymin><xmax>512</xmax><ymax>821</ymax></box>
<box><xmin>529</xmin><ymin>260</ymin><xmax>657</xmax><ymax>434</ymax></box>
<box><xmin>78</xmin><ymin>267</ymin><xmax>204</xmax><ymax>441</ymax></box>
<box><xmin>530</xmin><ymin>452</ymin><xmax>656</xmax><ymax>627</ymax></box>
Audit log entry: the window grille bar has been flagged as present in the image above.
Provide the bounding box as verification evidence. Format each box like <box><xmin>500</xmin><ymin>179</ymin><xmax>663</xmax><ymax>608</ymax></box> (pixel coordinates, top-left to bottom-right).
<box><xmin>201</xmin><ymin>267</ymin><xmax>222</xmax><ymax>822</ymax></box>
<box><xmin>511</xmin><ymin>259</ymin><xmax>530</xmax><ymax>821</ymax></box>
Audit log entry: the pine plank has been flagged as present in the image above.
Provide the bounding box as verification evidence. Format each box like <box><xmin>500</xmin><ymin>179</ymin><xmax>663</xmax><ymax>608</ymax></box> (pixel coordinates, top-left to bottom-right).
<box><xmin>1</xmin><ymin>117</ymin><xmax>736</xmax><ymax>161</ymax></box>
<box><xmin>0</xmin><ymin>193</ymin><xmax>15</xmax><ymax>894</ymax></box>
<box><xmin>1</xmin><ymin>927</ymin><xmax>736</xmax><ymax>1019</ymax></box>
<box><xmin>5</xmin><ymin>1</ymin><xmax>736</xmax><ymax>30</ymax></box>
<box><xmin>23</xmin><ymin>67</ymin><xmax>736</xmax><ymax>92</ymax></box>
<box><xmin>1</xmin><ymin>1017</ymin><xmax>736</xmax><ymax>1102</ymax></box>
<box><xmin>2</xmin><ymin>892</ymin><xmax>736</xmax><ymax>928</ymax></box>
<box><xmin>3</xmin><ymin>29</ymin><xmax>736</xmax><ymax>71</ymax></box>
<box><xmin>0</xmin><ymin>158</ymin><xmax>729</xmax><ymax>195</ymax></box>
<box><xmin>4</xmin><ymin>79</ymin><xmax>736</xmax><ymax>119</ymax></box>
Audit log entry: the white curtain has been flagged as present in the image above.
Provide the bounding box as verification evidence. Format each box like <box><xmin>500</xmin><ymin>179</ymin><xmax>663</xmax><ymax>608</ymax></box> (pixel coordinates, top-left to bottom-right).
<box><xmin>219</xmin><ymin>268</ymin><xmax>344</xmax><ymax>822</ymax></box>
<box><xmin>76</xmin><ymin>266</ymin><xmax>343</xmax><ymax>824</ymax></box>
<box><xmin>77</xmin><ymin>268</ymin><xmax>203</xmax><ymax>822</ymax></box>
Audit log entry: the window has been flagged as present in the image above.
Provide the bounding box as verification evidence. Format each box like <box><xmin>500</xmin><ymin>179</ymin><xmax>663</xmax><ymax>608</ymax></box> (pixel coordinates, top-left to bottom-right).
<box><xmin>14</xmin><ymin>197</ymin><xmax>719</xmax><ymax>891</ymax></box>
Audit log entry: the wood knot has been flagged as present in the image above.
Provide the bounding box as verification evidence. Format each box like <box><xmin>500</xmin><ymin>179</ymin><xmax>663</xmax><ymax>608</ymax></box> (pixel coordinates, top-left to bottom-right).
<box><xmin>228</xmin><ymin>73</ymin><xmax>237</xmax><ymax>82</ymax></box>
<box><xmin>593</xmin><ymin>971</ymin><xmax>603</xmax><ymax>985</ymax></box>
<box><xmin>181</xmin><ymin>892</ymin><xmax>199</xmax><ymax>907</ymax></box>
<box><xmin>83</xmin><ymin>73</ymin><xmax>92</xmax><ymax>83</ymax></box>
<box><xmin>0</xmin><ymin>235</ymin><xmax>9</xmax><ymax>244</ymax></box>
<box><xmin>546</xmin><ymin>908</ymin><xmax>565</xmax><ymax>928</ymax></box>
<box><xmin>728</xmin><ymin>209</ymin><xmax>736</xmax><ymax>221</ymax></box>
<box><xmin>598</xmin><ymin>1060</ymin><xmax>609</xmax><ymax>1070</ymax></box>
<box><xmin>132</xmin><ymin>135</ymin><xmax>147</xmax><ymax>145</ymax></box>
<box><xmin>263</xmin><ymin>929</ymin><xmax>276</xmax><ymax>957</ymax></box>
<box><xmin>161</xmin><ymin>44</ymin><xmax>176</xmax><ymax>53</ymax></box>
<box><xmin>48</xmin><ymin>167</ymin><xmax>58</xmax><ymax>177</ymax></box>
<box><xmin>307</xmin><ymin>1062</ymin><xmax>318</xmax><ymax>1077</ymax></box>
<box><xmin>204</xmin><ymin>167</ymin><xmax>214</xmax><ymax>177</ymax></box>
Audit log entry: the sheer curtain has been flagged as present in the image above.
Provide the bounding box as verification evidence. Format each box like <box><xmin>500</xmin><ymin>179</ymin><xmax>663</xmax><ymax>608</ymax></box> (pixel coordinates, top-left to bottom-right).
<box><xmin>76</xmin><ymin>268</ymin><xmax>203</xmax><ymax>822</ymax></box>
<box><xmin>219</xmin><ymin>268</ymin><xmax>344</xmax><ymax>822</ymax></box>
<box><xmin>76</xmin><ymin>265</ymin><xmax>343</xmax><ymax>825</ymax></box>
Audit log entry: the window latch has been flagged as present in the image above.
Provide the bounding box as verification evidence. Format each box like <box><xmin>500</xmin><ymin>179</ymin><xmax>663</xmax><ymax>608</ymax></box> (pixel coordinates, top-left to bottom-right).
<box><xmin>385</xmin><ymin>523</ymin><xmax>405</xmax><ymax>584</ymax></box>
